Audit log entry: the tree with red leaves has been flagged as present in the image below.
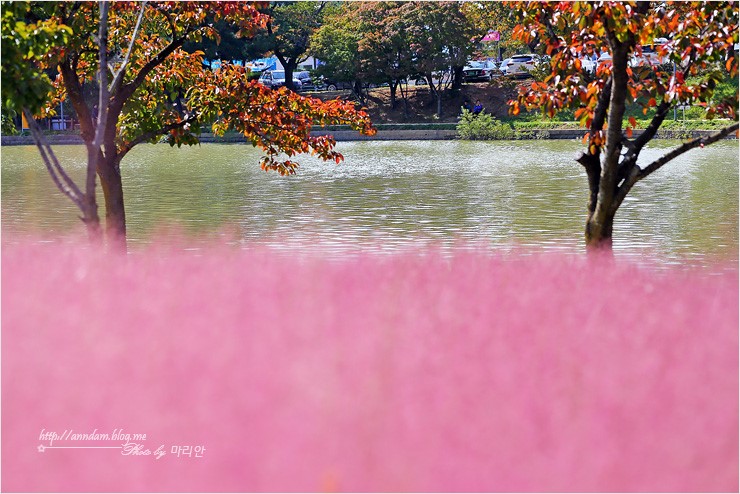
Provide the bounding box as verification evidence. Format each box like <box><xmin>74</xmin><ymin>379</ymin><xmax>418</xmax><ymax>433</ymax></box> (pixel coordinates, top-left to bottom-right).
<box><xmin>2</xmin><ymin>1</ymin><xmax>374</xmax><ymax>248</ymax></box>
<box><xmin>509</xmin><ymin>1</ymin><xmax>738</xmax><ymax>250</ymax></box>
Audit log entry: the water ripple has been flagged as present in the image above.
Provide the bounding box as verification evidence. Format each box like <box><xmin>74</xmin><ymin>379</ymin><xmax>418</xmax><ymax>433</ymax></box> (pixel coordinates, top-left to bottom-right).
<box><xmin>2</xmin><ymin>140</ymin><xmax>737</xmax><ymax>268</ymax></box>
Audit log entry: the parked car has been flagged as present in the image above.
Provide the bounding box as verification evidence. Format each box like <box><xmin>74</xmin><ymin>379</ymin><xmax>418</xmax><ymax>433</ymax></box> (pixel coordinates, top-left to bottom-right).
<box><xmin>258</xmin><ymin>70</ymin><xmax>303</xmax><ymax>90</ymax></box>
<box><xmin>294</xmin><ymin>71</ymin><xmax>315</xmax><ymax>91</ymax></box>
<box><xmin>462</xmin><ymin>60</ymin><xmax>499</xmax><ymax>82</ymax></box>
<box><xmin>597</xmin><ymin>51</ymin><xmax>613</xmax><ymax>69</ymax></box>
<box><xmin>467</xmin><ymin>60</ymin><xmax>498</xmax><ymax>71</ymax></box>
<box><xmin>580</xmin><ymin>56</ymin><xmax>598</xmax><ymax>73</ymax></box>
<box><xmin>318</xmin><ymin>77</ymin><xmax>354</xmax><ymax>91</ymax></box>
<box><xmin>462</xmin><ymin>67</ymin><xmax>492</xmax><ymax>82</ymax></box>
<box><xmin>630</xmin><ymin>39</ymin><xmax>669</xmax><ymax>68</ymax></box>
<box><xmin>500</xmin><ymin>54</ymin><xmax>540</xmax><ymax>77</ymax></box>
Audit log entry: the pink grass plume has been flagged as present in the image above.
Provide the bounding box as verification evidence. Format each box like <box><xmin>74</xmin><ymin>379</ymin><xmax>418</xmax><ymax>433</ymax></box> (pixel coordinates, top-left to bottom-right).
<box><xmin>2</xmin><ymin>238</ymin><xmax>737</xmax><ymax>492</ymax></box>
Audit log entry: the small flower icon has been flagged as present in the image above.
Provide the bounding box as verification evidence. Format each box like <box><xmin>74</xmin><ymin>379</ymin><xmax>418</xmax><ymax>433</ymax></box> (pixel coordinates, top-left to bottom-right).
<box><xmin>37</xmin><ymin>445</ymin><xmax>46</xmax><ymax>453</ymax></box>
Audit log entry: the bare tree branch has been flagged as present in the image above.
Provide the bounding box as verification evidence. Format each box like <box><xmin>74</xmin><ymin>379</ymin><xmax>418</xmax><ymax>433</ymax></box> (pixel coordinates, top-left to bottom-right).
<box><xmin>576</xmin><ymin>77</ymin><xmax>612</xmax><ymax>165</ymax></box>
<box><xmin>117</xmin><ymin>114</ymin><xmax>198</xmax><ymax>159</ymax></box>
<box><xmin>576</xmin><ymin>76</ymin><xmax>611</xmax><ymax>218</ymax></box>
<box><xmin>94</xmin><ymin>1</ymin><xmax>110</xmax><ymax>153</ymax></box>
<box><xmin>59</xmin><ymin>57</ymin><xmax>95</xmax><ymax>143</ymax></box>
<box><xmin>158</xmin><ymin>5</ymin><xmax>177</xmax><ymax>39</ymax></box>
<box><xmin>72</xmin><ymin>0</ymin><xmax>111</xmax><ymax>233</ymax></box>
<box><xmin>117</xmin><ymin>31</ymin><xmax>191</xmax><ymax>105</ymax></box>
<box><xmin>620</xmin><ymin>99</ymin><xmax>672</xmax><ymax>168</ymax></box>
<box><xmin>107</xmin><ymin>21</ymin><xmax>195</xmax><ymax>150</ymax></box>
<box><xmin>22</xmin><ymin>108</ymin><xmax>84</xmax><ymax>209</ymax></box>
<box><xmin>613</xmin><ymin>122</ymin><xmax>739</xmax><ymax>210</ymax></box>
<box><xmin>590</xmin><ymin>77</ymin><xmax>612</xmax><ymax>135</ymax></box>
<box><xmin>638</xmin><ymin>123</ymin><xmax>739</xmax><ymax>180</ymax></box>
<box><xmin>109</xmin><ymin>1</ymin><xmax>147</xmax><ymax>98</ymax></box>
<box><xmin>632</xmin><ymin>100</ymin><xmax>671</xmax><ymax>153</ymax></box>
<box><xmin>67</xmin><ymin>2</ymin><xmax>82</xmax><ymax>23</ymax></box>
<box><xmin>601</xmin><ymin>43</ymin><xmax>632</xmax><ymax>200</ymax></box>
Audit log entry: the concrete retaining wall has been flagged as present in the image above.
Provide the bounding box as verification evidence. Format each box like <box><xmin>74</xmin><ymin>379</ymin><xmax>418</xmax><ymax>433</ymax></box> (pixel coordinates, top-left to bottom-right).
<box><xmin>315</xmin><ymin>129</ymin><xmax>459</xmax><ymax>141</ymax></box>
<box><xmin>2</xmin><ymin>128</ymin><xmax>734</xmax><ymax>146</ymax></box>
<box><xmin>2</xmin><ymin>134</ymin><xmax>84</xmax><ymax>145</ymax></box>
<box><xmin>522</xmin><ymin>129</ymin><xmax>738</xmax><ymax>140</ymax></box>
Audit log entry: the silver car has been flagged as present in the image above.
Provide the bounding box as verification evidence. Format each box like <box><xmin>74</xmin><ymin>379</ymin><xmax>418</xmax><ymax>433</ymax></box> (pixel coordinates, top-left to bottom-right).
<box><xmin>258</xmin><ymin>70</ymin><xmax>303</xmax><ymax>90</ymax></box>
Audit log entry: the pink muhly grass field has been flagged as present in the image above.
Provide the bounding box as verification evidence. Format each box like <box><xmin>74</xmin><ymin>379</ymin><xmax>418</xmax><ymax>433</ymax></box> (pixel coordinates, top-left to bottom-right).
<box><xmin>2</xmin><ymin>238</ymin><xmax>738</xmax><ymax>492</ymax></box>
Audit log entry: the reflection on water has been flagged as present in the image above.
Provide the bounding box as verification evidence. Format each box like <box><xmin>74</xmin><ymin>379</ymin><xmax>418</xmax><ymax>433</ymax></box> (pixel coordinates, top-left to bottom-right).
<box><xmin>2</xmin><ymin>140</ymin><xmax>737</xmax><ymax>267</ymax></box>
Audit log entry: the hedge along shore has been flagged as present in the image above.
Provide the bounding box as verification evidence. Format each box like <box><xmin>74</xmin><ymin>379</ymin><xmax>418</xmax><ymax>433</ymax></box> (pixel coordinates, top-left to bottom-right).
<box><xmin>1</xmin><ymin>127</ymin><xmax>736</xmax><ymax>145</ymax></box>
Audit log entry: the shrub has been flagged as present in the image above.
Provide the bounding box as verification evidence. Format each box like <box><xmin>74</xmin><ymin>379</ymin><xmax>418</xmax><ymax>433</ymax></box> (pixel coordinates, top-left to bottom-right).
<box><xmin>1</xmin><ymin>107</ymin><xmax>19</xmax><ymax>135</ymax></box>
<box><xmin>457</xmin><ymin>109</ymin><xmax>516</xmax><ymax>140</ymax></box>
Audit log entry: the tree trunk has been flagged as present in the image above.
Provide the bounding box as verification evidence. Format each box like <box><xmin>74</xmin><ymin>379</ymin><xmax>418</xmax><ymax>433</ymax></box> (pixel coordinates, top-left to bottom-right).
<box><xmin>83</xmin><ymin>145</ymin><xmax>102</xmax><ymax>243</ymax></box>
<box><xmin>283</xmin><ymin>63</ymin><xmax>297</xmax><ymax>91</ymax></box>
<box><xmin>277</xmin><ymin>54</ymin><xmax>299</xmax><ymax>92</ymax></box>
<box><xmin>353</xmin><ymin>80</ymin><xmax>365</xmax><ymax>104</ymax></box>
<box><xmin>399</xmin><ymin>80</ymin><xmax>410</xmax><ymax>119</ymax></box>
<box><xmin>451</xmin><ymin>65</ymin><xmax>464</xmax><ymax>91</ymax></box>
<box><xmin>585</xmin><ymin>208</ymin><xmax>615</xmax><ymax>252</ymax></box>
<box><xmin>97</xmin><ymin>155</ymin><xmax>127</xmax><ymax>249</ymax></box>
<box><xmin>389</xmin><ymin>80</ymin><xmax>398</xmax><ymax>110</ymax></box>
<box><xmin>585</xmin><ymin>42</ymin><xmax>630</xmax><ymax>254</ymax></box>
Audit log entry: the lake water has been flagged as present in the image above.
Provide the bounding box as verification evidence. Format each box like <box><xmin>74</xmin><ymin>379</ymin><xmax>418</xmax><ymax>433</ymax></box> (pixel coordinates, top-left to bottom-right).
<box><xmin>2</xmin><ymin>140</ymin><xmax>737</xmax><ymax>266</ymax></box>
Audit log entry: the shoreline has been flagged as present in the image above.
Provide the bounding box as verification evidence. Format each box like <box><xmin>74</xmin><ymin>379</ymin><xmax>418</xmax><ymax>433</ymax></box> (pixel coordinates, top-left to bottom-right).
<box><xmin>1</xmin><ymin>127</ymin><xmax>735</xmax><ymax>146</ymax></box>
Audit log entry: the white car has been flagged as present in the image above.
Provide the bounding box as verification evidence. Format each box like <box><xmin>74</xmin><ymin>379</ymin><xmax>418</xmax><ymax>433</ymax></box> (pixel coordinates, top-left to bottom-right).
<box><xmin>500</xmin><ymin>54</ymin><xmax>539</xmax><ymax>77</ymax></box>
<box><xmin>580</xmin><ymin>56</ymin><xmax>598</xmax><ymax>73</ymax></box>
<box><xmin>630</xmin><ymin>43</ymin><xmax>669</xmax><ymax>68</ymax></box>
<box><xmin>597</xmin><ymin>51</ymin><xmax>613</xmax><ymax>69</ymax></box>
